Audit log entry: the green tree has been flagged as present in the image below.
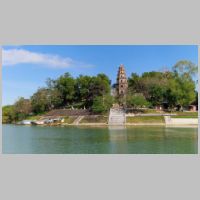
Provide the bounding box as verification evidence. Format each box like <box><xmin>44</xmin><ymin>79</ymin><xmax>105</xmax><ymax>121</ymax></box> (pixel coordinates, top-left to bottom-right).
<box><xmin>176</xmin><ymin>76</ymin><xmax>196</xmax><ymax>108</ymax></box>
<box><xmin>126</xmin><ymin>94</ymin><xmax>149</xmax><ymax>109</ymax></box>
<box><xmin>14</xmin><ymin>97</ymin><xmax>32</xmax><ymax>114</ymax></box>
<box><xmin>75</xmin><ymin>75</ymin><xmax>92</xmax><ymax>107</ymax></box>
<box><xmin>31</xmin><ymin>88</ymin><xmax>51</xmax><ymax>113</ymax></box>
<box><xmin>164</xmin><ymin>78</ymin><xmax>179</xmax><ymax>110</ymax></box>
<box><xmin>128</xmin><ymin>73</ymin><xmax>141</xmax><ymax>93</ymax></box>
<box><xmin>54</xmin><ymin>73</ymin><xmax>75</xmax><ymax>105</ymax></box>
<box><xmin>14</xmin><ymin>97</ymin><xmax>32</xmax><ymax>120</ymax></box>
<box><xmin>148</xmin><ymin>85</ymin><xmax>165</xmax><ymax>106</ymax></box>
<box><xmin>164</xmin><ymin>76</ymin><xmax>196</xmax><ymax>110</ymax></box>
<box><xmin>128</xmin><ymin>71</ymin><xmax>168</xmax><ymax>101</ymax></box>
<box><xmin>90</xmin><ymin>74</ymin><xmax>110</xmax><ymax>95</ymax></box>
<box><xmin>92</xmin><ymin>95</ymin><xmax>113</xmax><ymax>113</ymax></box>
<box><xmin>173</xmin><ymin>60</ymin><xmax>198</xmax><ymax>78</ymax></box>
<box><xmin>45</xmin><ymin>73</ymin><xmax>111</xmax><ymax>109</ymax></box>
<box><xmin>2</xmin><ymin>105</ymin><xmax>16</xmax><ymax>123</ymax></box>
<box><xmin>48</xmin><ymin>88</ymin><xmax>63</xmax><ymax>108</ymax></box>
<box><xmin>88</xmin><ymin>74</ymin><xmax>111</xmax><ymax>107</ymax></box>
<box><xmin>171</xmin><ymin>60</ymin><xmax>197</xmax><ymax>109</ymax></box>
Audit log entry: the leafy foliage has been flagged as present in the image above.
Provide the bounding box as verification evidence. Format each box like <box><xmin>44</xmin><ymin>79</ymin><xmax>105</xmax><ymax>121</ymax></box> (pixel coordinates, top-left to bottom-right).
<box><xmin>92</xmin><ymin>95</ymin><xmax>113</xmax><ymax>113</ymax></box>
<box><xmin>128</xmin><ymin>60</ymin><xmax>197</xmax><ymax>110</ymax></box>
<box><xmin>3</xmin><ymin>59</ymin><xmax>198</xmax><ymax>123</ymax></box>
<box><xmin>2</xmin><ymin>105</ymin><xmax>16</xmax><ymax>123</ymax></box>
<box><xmin>14</xmin><ymin>97</ymin><xmax>32</xmax><ymax>121</ymax></box>
<box><xmin>126</xmin><ymin>94</ymin><xmax>149</xmax><ymax>108</ymax></box>
<box><xmin>173</xmin><ymin>60</ymin><xmax>198</xmax><ymax>78</ymax></box>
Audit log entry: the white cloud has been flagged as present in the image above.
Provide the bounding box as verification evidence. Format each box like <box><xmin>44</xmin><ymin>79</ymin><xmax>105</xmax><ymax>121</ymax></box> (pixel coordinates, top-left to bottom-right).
<box><xmin>2</xmin><ymin>48</ymin><xmax>90</xmax><ymax>68</ymax></box>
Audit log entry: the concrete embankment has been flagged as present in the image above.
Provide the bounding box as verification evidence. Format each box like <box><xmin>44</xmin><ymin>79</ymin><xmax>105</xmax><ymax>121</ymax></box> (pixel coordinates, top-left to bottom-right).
<box><xmin>164</xmin><ymin>116</ymin><xmax>198</xmax><ymax>126</ymax></box>
<box><xmin>17</xmin><ymin>112</ymin><xmax>198</xmax><ymax>127</ymax></box>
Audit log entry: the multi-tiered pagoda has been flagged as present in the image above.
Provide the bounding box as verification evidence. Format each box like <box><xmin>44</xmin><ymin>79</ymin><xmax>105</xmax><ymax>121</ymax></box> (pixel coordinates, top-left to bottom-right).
<box><xmin>116</xmin><ymin>64</ymin><xmax>128</xmax><ymax>97</ymax></box>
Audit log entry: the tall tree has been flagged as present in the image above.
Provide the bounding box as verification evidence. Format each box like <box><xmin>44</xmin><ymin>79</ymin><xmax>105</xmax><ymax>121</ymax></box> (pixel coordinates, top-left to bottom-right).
<box><xmin>128</xmin><ymin>73</ymin><xmax>141</xmax><ymax>93</ymax></box>
<box><xmin>164</xmin><ymin>76</ymin><xmax>196</xmax><ymax>110</ymax></box>
<box><xmin>126</xmin><ymin>93</ymin><xmax>149</xmax><ymax>109</ymax></box>
<box><xmin>54</xmin><ymin>73</ymin><xmax>75</xmax><ymax>105</ymax></box>
<box><xmin>14</xmin><ymin>97</ymin><xmax>32</xmax><ymax>114</ymax></box>
<box><xmin>92</xmin><ymin>94</ymin><xmax>113</xmax><ymax>113</ymax></box>
<box><xmin>31</xmin><ymin>88</ymin><xmax>52</xmax><ymax>113</ymax></box>
<box><xmin>148</xmin><ymin>85</ymin><xmax>165</xmax><ymax>106</ymax></box>
<box><xmin>175</xmin><ymin>76</ymin><xmax>196</xmax><ymax>108</ymax></box>
<box><xmin>173</xmin><ymin>60</ymin><xmax>198</xmax><ymax>78</ymax></box>
<box><xmin>14</xmin><ymin>97</ymin><xmax>32</xmax><ymax>120</ymax></box>
<box><xmin>2</xmin><ymin>105</ymin><xmax>17</xmax><ymax>123</ymax></box>
<box><xmin>75</xmin><ymin>75</ymin><xmax>91</xmax><ymax>106</ymax></box>
<box><xmin>88</xmin><ymin>74</ymin><xmax>111</xmax><ymax>107</ymax></box>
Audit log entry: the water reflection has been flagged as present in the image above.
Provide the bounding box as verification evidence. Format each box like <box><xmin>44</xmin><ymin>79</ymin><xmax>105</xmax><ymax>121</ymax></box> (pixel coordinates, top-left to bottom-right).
<box><xmin>108</xmin><ymin>126</ymin><xmax>128</xmax><ymax>153</ymax></box>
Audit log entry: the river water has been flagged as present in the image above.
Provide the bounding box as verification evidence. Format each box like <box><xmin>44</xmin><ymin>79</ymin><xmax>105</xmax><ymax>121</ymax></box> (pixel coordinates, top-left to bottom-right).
<box><xmin>2</xmin><ymin>124</ymin><xmax>198</xmax><ymax>154</ymax></box>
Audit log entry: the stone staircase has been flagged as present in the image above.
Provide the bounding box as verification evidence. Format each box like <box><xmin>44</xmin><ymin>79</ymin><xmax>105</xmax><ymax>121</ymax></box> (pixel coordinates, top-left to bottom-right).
<box><xmin>109</xmin><ymin>108</ymin><xmax>126</xmax><ymax>125</ymax></box>
<box><xmin>72</xmin><ymin>116</ymin><xmax>84</xmax><ymax>125</ymax></box>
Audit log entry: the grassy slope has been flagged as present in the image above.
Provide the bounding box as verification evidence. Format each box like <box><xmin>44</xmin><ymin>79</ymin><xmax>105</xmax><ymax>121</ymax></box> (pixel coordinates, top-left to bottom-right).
<box><xmin>63</xmin><ymin>116</ymin><xmax>77</xmax><ymax>124</ymax></box>
<box><xmin>174</xmin><ymin>112</ymin><xmax>198</xmax><ymax>116</ymax></box>
<box><xmin>127</xmin><ymin>116</ymin><xmax>165</xmax><ymax>123</ymax></box>
<box><xmin>171</xmin><ymin>112</ymin><xmax>198</xmax><ymax>118</ymax></box>
<box><xmin>171</xmin><ymin>115</ymin><xmax>198</xmax><ymax>118</ymax></box>
<box><xmin>80</xmin><ymin>116</ymin><xmax>108</xmax><ymax>123</ymax></box>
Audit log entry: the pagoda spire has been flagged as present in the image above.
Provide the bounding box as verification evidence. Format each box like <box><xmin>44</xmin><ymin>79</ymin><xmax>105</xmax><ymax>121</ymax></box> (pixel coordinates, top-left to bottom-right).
<box><xmin>116</xmin><ymin>64</ymin><xmax>128</xmax><ymax>97</ymax></box>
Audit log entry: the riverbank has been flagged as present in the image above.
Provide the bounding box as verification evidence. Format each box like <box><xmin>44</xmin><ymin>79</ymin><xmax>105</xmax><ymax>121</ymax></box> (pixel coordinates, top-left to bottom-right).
<box><xmin>5</xmin><ymin>111</ymin><xmax>198</xmax><ymax>127</ymax></box>
<box><xmin>7</xmin><ymin>121</ymin><xmax>198</xmax><ymax>128</ymax></box>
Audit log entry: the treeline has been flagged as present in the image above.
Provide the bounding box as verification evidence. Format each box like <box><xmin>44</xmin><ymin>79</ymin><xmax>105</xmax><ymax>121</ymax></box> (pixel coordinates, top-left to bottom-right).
<box><xmin>3</xmin><ymin>73</ymin><xmax>113</xmax><ymax>123</ymax></box>
<box><xmin>2</xmin><ymin>60</ymin><xmax>198</xmax><ymax>123</ymax></box>
<box><xmin>126</xmin><ymin>60</ymin><xmax>198</xmax><ymax>110</ymax></box>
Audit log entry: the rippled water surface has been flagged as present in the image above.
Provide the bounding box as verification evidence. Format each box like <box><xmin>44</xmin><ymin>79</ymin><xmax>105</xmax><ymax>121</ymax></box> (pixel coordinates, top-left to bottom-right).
<box><xmin>2</xmin><ymin>124</ymin><xmax>198</xmax><ymax>154</ymax></box>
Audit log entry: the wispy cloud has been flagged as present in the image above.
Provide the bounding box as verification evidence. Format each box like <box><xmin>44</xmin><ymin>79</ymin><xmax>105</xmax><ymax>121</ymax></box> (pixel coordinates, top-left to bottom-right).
<box><xmin>2</xmin><ymin>48</ymin><xmax>93</xmax><ymax>69</ymax></box>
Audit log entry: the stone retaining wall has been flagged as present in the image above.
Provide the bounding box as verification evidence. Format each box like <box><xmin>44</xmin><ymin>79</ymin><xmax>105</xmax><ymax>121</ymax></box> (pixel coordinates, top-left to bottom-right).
<box><xmin>164</xmin><ymin>116</ymin><xmax>198</xmax><ymax>125</ymax></box>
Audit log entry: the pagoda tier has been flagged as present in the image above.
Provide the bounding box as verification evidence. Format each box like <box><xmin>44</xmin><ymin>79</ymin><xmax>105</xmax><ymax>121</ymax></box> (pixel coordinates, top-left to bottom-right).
<box><xmin>116</xmin><ymin>64</ymin><xmax>128</xmax><ymax>96</ymax></box>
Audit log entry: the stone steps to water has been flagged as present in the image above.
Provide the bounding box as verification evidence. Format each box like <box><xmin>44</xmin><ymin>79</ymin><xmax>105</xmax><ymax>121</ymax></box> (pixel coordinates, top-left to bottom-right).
<box><xmin>109</xmin><ymin>108</ymin><xmax>126</xmax><ymax>125</ymax></box>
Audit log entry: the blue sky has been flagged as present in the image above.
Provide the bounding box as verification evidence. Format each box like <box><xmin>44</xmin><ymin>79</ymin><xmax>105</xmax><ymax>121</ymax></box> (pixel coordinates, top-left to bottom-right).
<box><xmin>2</xmin><ymin>45</ymin><xmax>198</xmax><ymax>105</ymax></box>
